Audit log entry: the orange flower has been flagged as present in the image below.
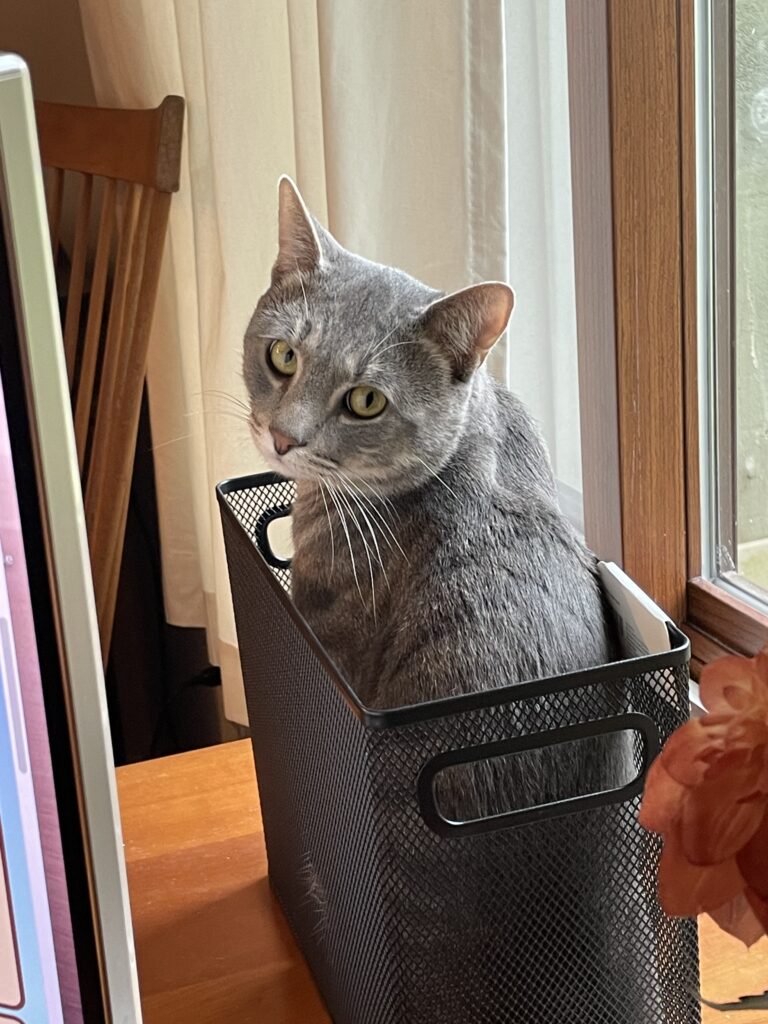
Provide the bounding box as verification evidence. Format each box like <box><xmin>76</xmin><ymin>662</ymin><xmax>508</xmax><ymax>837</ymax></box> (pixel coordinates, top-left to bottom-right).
<box><xmin>639</xmin><ymin>648</ymin><xmax>768</xmax><ymax>946</ymax></box>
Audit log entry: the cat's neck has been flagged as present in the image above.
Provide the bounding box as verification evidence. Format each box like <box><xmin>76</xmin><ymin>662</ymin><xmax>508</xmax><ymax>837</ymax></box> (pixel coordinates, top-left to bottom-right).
<box><xmin>441</xmin><ymin>369</ymin><xmax>558</xmax><ymax>503</ymax></box>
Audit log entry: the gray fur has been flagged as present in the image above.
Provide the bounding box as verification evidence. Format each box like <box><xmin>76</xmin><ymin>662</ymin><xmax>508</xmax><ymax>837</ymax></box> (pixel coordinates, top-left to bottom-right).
<box><xmin>244</xmin><ymin>178</ymin><xmax>625</xmax><ymax>819</ymax></box>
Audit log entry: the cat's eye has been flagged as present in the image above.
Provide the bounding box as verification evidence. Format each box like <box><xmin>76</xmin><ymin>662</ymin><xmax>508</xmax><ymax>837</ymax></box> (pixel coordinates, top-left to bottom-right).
<box><xmin>345</xmin><ymin>386</ymin><xmax>388</xmax><ymax>419</ymax></box>
<box><xmin>268</xmin><ymin>339</ymin><xmax>298</xmax><ymax>376</ymax></box>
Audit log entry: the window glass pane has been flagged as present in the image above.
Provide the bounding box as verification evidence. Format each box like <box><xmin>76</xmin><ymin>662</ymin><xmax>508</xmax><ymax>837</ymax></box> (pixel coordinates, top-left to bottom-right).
<box><xmin>735</xmin><ymin>0</ymin><xmax>768</xmax><ymax>590</ymax></box>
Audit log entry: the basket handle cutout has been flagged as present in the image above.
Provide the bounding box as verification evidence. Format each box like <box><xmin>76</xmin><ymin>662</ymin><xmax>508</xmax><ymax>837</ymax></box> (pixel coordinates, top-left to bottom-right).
<box><xmin>417</xmin><ymin>713</ymin><xmax>660</xmax><ymax>838</ymax></box>
<box><xmin>254</xmin><ymin>503</ymin><xmax>293</xmax><ymax>570</ymax></box>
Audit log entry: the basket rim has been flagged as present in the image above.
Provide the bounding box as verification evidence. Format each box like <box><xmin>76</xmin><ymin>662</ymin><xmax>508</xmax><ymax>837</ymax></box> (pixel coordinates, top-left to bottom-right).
<box><xmin>217</xmin><ymin>472</ymin><xmax>690</xmax><ymax>732</ymax></box>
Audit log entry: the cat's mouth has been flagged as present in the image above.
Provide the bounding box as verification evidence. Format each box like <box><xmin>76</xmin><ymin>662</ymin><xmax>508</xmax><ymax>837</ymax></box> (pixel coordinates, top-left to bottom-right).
<box><xmin>250</xmin><ymin>417</ymin><xmax>330</xmax><ymax>480</ymax></box>
<box><xmin>250</xmin><ymin>420</ymin><xmax>294</xmax><ymax>473</ymax></box>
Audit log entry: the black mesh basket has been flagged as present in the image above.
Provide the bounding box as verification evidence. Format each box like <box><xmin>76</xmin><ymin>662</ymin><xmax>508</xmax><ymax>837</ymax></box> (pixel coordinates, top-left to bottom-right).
<box><xmin>217</xmin><ymin>472</ymin><xmax>700</xmax><ymax>1024</ymax></box>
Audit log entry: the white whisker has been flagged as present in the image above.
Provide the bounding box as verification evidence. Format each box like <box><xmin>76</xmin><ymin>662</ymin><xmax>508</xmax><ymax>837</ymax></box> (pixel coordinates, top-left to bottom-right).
<box><xmin>199</xmin><ymin>409</ymin><xmax>251</xmax><ymax>424</ymax></box>
<box><xmin>326</xmin><ymin>484</ymin><xmax>364</xmax><ymax>608</ymax></box>
<box><xmin>364</xmin><ymin>323</ymin><xmax>399</xmax><ymax>360</ymax></box>
<box><xmin>295</xmin><ymin>260</ymin><xmax>310</xmax><ymax>321</ymax></box>
<box><xmin>338</xmin><ymin>474</ymin><xmax>396</xmax><ymax>547</ymax></box>
<box><xmin>318</xmin><ymin>480</ymin><xmax>335</xmax><ymax>575</ymax></box>
<box><xmin>199</xmin><ymin>388</ymin><xmax>251</xmax><ymax>414</ymax></box>
<box><xmin>336</xmin><ymin>476</ymin><xmax>390</xmax><ymax>592</ymax></box>
<box><xmin>151</xmin><ymin>431</ymin><xmax>193</xmax><ymax>452</ymax></box>
<box><xmin>368</xmin><ymin>338</ymin><xmax>418</xmax><ymax>361</ymax></box>
<box><xmin>353</xmin><ymin>475</ymin><xmax>401</xmax><ymax>522</ymax></box>
<box><xmin>339</xmin><ymin>472</ymin><xmax>410</xmax><ymax>564</ymax></box>
<box><xmin>332</xmin><ymin>480</ymin><xmax>377</xmax><ymax>620</ymax></box>
<box><xmin>413</xmin><ymin>455</ymin><xmax>460</xmax><ymax>500</ymax></box>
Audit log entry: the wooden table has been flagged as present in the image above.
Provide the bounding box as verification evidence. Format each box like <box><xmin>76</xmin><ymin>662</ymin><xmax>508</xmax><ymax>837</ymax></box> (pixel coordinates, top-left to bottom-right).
<box><xmin>117</xmin><ymin>739</ymin><xmax>768</xmax><ymax>1023</ymax></box>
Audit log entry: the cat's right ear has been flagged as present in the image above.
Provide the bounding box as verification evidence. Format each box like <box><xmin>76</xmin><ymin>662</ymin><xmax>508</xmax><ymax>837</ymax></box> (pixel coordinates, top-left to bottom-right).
<box><xmin>420</xmin><ymin>282</ymin><xmax>514</xmax><ymax>381</ymax></box>
<box><xmin>272</xmin><ymin>176</ymin><xmax>324</xmax><ymax>283</ymax></box>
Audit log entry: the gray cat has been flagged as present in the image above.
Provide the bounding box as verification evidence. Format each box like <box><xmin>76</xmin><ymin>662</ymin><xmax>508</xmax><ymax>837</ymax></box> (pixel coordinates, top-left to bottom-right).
<box><xmin>242</xmin><ymin>178</ymin><xmax>652</xmax><ymax>1022</ymax></box>
<box><xmin>244</xmin><ymin>178</ymin><xmax>626</xmax><ymax>816</ymax></box>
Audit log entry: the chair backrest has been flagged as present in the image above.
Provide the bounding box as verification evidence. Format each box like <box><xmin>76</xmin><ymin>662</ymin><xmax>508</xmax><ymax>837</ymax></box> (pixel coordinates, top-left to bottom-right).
<box><xmin>36</xmin><ymin>95</ymin><xmax>184</xmax><ymax>660</ymax></box>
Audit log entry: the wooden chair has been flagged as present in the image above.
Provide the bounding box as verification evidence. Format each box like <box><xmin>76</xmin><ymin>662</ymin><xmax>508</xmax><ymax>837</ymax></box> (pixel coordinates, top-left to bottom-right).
<box><xmin>36</xmin><ymin>96</ymin><xmax>184</xmax><ymax>661</ymax></box>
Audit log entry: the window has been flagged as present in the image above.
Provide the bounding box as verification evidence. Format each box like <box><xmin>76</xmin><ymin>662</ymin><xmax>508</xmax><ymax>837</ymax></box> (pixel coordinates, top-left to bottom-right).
<box><xmin>688</xmin><ymin>0</ymin><xmax>768</xmax><ymax>663</ymax></box>
<box><xmin>704</xmin><ymin>0</ymin><xmax>768</xmax><ymax>601</ymax></box>
<box><xmin>563</xmin><ymin>0</ymin><xmax>768</xmax><ymax>670</ymax></box>
<box><xmin>564</xmin><ymin>0</ymin><xmax>768</xmax><ymax>670</ymax></box>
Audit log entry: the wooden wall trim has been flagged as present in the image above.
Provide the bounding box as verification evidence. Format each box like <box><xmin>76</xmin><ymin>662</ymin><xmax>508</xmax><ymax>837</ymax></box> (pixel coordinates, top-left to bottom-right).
<box><xmin>607</xmin><ymin>0</ymin><xmax>688</xmax><ymax>624</ymax></box>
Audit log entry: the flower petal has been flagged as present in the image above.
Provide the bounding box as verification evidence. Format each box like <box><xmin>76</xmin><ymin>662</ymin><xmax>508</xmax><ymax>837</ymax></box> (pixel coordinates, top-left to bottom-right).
<box><xmin>681</xmin><ymin>780</ymin><xmax>764</xmax><ymax>865</ymax></box>
<box><xmin>709</xmin><ymin>724</ymin><xmax>766</xmax><ymax>765</ymax></box>
<box><xmin>656</xmin><ymin>718</ymin><xmax>727</xmax><ymax>787</ymax></box>
<box><xmin>638</xmin><ymin>759</ymin><xmax>687</xmax><ymax>833</ymax></box>
<box><xmin>753</xmin><ymin>648</ymin><xmax>768</xmax><ymax>689</ymax></box>
<box><xmin>745</xmin><ymin>888</ymin><xmax>768</xmax><ymax>937</ymax></box>
<box><xmin>657</xmin><ymin>836</ymin><xmax>743</xmax><ymax>916</ymax></box>
<box><xmin>708</xmin><ymin>891</ymin><xmax>767</xmax><ymax>947</ymax></box>
<box><xmin>700</xmin><ymin>652</ymin><xmax>765</xmax><ymax>713</ymax></box>
<box><xmin>737</xmin><ymin>809</ymin><xmax>768</xmax><ymax>899</ymax></box>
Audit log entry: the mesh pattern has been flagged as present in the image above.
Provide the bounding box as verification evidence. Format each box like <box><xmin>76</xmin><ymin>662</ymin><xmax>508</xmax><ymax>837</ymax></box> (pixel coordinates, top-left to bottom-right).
<box><xmin>223</xmin><ymin>476</ymin><xmax>294</xmax><ymax>592</ymax></box>
<box><xmin>219</xmin><ymin>475</ymin><xmax>700</xmax><ymax>1024</ymax></box>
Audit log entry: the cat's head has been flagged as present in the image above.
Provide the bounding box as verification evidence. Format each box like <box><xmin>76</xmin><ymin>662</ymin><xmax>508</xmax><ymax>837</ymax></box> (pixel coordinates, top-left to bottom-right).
<box><xmin>243</xmin><ymin>177</ymin><xmax>513</xmax><ymax>492</ymax></box>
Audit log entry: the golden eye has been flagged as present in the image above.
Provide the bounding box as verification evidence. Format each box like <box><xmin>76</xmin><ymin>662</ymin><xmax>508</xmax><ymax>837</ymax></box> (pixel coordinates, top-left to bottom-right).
<box><xmin>345</xmin><ymin>386</ymin><xmax>388</xmax><ymax>419</ymax></box>
<box><xmin>268</xmin><ymin>339</ymin><xmax>298</xmax><ymax>376</ymax></box>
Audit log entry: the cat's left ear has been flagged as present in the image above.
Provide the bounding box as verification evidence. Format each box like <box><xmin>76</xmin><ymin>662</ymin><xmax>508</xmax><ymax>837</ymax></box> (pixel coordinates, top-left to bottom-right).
<box><xmin>420</xmin><ymin>282</ymin><xmax>514</xmax><ymax>380</ymax></box>
<box><xmin>273</xmin><ymin>175</ymin><xmax>328</xmax><ymax>283</ymax></box>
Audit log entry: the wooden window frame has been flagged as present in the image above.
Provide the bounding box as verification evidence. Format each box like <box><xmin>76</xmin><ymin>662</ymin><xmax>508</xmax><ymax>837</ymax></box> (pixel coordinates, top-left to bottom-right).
<box><xmin>567</xmin><ymin>0</ymin><xmax>768</xmax><ymax>677</ymax></box>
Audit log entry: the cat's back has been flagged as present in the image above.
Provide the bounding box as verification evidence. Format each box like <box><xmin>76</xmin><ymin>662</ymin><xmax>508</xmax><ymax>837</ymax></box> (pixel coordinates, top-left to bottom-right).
<box><xmin>373</xmin><ymin>385</ymin><xmax>615</xmax><ymax>706</ymax></box>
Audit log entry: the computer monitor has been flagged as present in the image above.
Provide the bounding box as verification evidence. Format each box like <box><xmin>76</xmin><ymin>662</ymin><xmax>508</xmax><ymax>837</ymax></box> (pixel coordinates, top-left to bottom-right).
<box><xmin>0</xmin><ymin>53</ymin><xmax>141</xmax><ymax>1023</ymax></box>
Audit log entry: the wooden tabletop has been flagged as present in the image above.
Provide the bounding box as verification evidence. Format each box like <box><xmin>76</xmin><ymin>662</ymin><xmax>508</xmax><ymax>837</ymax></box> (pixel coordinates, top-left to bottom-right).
<box><xmin>117</xmin><ymin>739</ymin><xmax>768</xmax><ymax>1024</ymax></box>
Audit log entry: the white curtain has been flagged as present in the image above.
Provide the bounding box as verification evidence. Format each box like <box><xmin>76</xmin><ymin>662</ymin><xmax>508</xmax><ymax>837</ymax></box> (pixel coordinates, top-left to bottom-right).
<box><xmin>77</xmin><ymin>0</ymin><xmax>509</xmax><ymax>724</ymax></box>
<box><xmin>503</xmin><ymin>0</ymin><xmax>582</xmax><ymax>529</ymax></box>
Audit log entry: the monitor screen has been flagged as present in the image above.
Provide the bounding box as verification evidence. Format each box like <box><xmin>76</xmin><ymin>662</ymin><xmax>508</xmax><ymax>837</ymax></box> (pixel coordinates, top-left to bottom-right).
<box><xmin>0</xmin><ymin>380</ymin><xmax>69</xmax><ymax>1021</ymax></box>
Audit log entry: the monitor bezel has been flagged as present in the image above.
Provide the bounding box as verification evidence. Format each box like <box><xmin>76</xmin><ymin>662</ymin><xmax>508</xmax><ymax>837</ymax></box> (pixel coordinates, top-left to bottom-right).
<box><xmin>0</xmin><ymin>52</ymin><xmax>141</xmax><ymax>1024</ymax></box>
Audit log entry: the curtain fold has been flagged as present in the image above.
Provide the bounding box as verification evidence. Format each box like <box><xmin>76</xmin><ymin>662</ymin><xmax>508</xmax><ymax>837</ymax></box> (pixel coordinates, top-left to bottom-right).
<box><xmin>77</xmin><ymin>0</ymin><xmax>508</xmax><ymax>723</ymax></box>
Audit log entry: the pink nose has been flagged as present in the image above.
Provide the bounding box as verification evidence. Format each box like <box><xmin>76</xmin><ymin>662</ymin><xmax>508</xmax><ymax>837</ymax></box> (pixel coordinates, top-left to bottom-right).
<box><xmin>270</xmin><ymin>427</ymin><xmax>302</xmax><ymax>456</ymax></box>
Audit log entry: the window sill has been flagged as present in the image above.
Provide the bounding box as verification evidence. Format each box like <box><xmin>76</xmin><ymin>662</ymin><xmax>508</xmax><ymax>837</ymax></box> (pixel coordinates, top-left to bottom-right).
<box><xmin>684</xmin><ymin>576</ymin><xmax>768</xmax><ymax>676</ymax></box>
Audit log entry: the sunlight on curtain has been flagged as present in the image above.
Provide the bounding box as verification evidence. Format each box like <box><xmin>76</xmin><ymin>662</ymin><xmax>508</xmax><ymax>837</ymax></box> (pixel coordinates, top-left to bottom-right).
<box><xmin>77</xmin><ymin>0</ymin><xmax>508</xmax><ymax>723</ymax></box>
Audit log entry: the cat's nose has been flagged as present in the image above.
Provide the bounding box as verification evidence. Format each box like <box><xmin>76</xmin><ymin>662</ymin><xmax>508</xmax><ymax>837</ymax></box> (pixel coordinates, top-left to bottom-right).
<box><xmin>269</xmin><ymin>427</ymin><xmax>304</xmax><ymax>456</ymax></box>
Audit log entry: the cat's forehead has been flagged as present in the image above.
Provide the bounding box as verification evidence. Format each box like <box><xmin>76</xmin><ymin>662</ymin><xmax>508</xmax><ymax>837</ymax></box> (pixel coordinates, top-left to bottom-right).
<box><xmin>320</xmin><ymin>254</ymin><xmax>434</xmax><ymax>314</ymax></box>
<box><xmin>300</xmin><ymin>315</ymin><xmax>392</xmax><ymax>381</ymax></box>
<box><xmin>251</xmin><ymin>251</ymin><xmax>439</xmax><ymax>373</ymax></box>
<box><xmin>310</xmin><ymin>256</ymin><xmax>434</xmax><ymax>339</ymax></box>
